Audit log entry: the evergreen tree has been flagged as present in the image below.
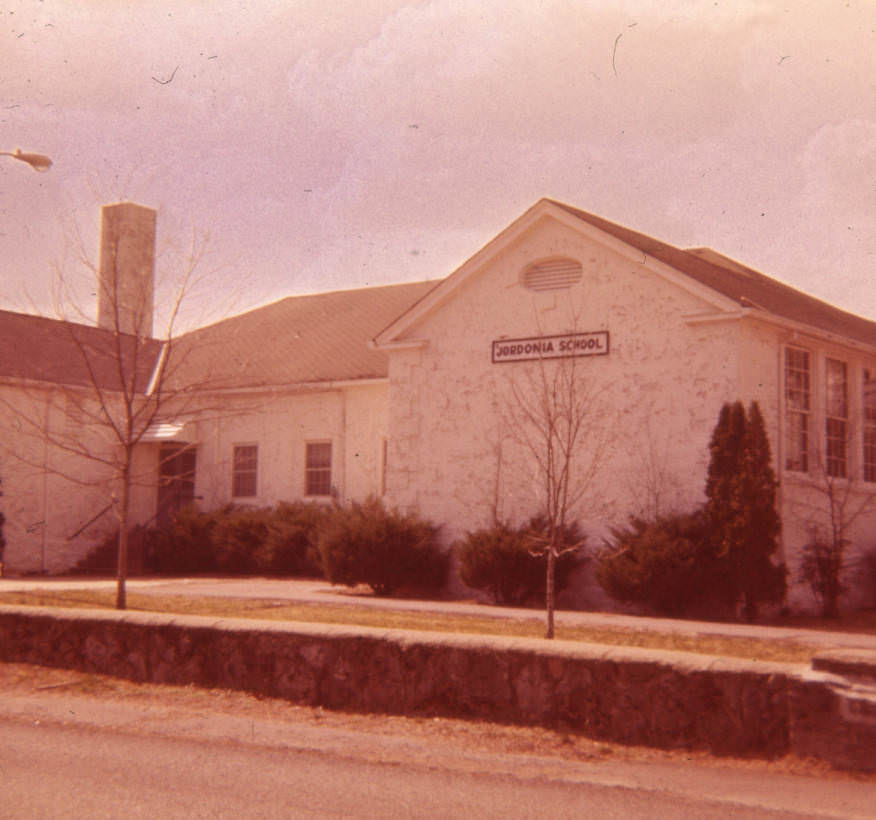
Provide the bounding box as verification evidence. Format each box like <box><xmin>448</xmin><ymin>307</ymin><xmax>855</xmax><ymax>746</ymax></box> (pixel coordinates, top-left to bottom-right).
<box><xmin>705</xmin><ymin>401</ymin><xmax>786</xmax><ymax>619</ymax></box>
<box><xmin>705</xmin><ymin>401</ymin><xmax>746</xmax><ymax>551</ymax></box>
<box><xmin>736</xmin><ymin>402</ymin><xmax>786</xmax><ymax>618</ymax></box>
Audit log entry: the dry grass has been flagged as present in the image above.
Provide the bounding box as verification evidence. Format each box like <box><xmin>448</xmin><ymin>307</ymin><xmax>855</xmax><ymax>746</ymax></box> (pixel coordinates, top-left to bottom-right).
<box><xmin>0</xmin><ymin>588</ymin><xmax>827</xmax><ymax>663</ymax></box>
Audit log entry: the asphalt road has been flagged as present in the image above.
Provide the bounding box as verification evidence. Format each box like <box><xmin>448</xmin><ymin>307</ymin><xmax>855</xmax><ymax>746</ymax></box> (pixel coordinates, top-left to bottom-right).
<box><xmin>1</xmin><ymin>678</ymin><xmax>873</xmax><ymax>820</ymax></box>
<box><xmin>1</xmin><ymin>719</ymin><xmax>858</xmax><ymax>820</ymax></box>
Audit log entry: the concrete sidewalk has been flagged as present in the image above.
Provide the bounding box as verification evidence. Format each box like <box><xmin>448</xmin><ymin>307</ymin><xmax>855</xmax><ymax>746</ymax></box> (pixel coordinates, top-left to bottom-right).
<box><xmin>2</xmin><ymin>575</ymin><xmax>875</xmax><ymax>652</ymax></box>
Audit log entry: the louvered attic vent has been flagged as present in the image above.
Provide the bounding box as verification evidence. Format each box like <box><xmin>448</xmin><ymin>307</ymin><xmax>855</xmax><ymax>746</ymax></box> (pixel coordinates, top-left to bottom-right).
<box><xmin>521</xmin><ymin>257</ymin><xmax>583</xmax><ymax>292</ymax></box>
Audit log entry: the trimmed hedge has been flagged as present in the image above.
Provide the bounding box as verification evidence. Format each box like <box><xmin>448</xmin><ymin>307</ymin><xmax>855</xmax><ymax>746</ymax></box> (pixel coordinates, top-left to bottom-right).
<box><xmin>455</xmin><ymin>517</ymin><xmax>584</xmax><ymax>606</ymax></box>
<box><xmin>596</xmin><ymin>512</ymin><xmax>725</xmax><ymax>617</ymax></box>
<box><xmin>149</xmin><ymin>502</ymin><xmax>327</xmax><ymax>578</ymax></box>
<box><xmin>147</xmin><ymin>498</ymin><xmax>446</xmax><ymax>595</ymax></box>
<box><xmin>259</xmin><ymin>501</ymin><xmax>330</xmax><ymax>578</ymax></box>
<box><xmin>317</xmin><ymin>497</ymin><xmax>448</xmax><ymax>596</ymax></box>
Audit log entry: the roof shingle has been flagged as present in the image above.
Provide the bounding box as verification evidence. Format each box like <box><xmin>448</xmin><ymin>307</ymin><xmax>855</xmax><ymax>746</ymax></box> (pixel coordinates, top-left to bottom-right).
<box><xmin>167</xmin><ymin>280</ymin><xmax>438</xmax><ymax>390</ymax></box>
<box><xmin>0</xmin><ymin>309</ymin><xmax>162</xmax><ymax>392</ymax></box>
<box><xmin>548</xmin><ymin>199</ymin><xmax>876</xmax><ymax>348</ymax></box>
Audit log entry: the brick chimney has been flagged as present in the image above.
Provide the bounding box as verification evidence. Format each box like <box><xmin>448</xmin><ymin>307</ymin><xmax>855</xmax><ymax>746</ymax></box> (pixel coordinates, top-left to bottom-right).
<box><xmin>97</xmin><ymin>202</ymin><xmax>156</xmax><ymax>338</ymax></box>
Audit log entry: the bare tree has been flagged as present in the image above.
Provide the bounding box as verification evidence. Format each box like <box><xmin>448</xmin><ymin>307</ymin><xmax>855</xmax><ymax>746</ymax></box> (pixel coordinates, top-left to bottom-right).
<box><xmin>501</xmin><ymin>336</ymin><xmax>612</xmax><ymax>638</ymax></box>
<box><xmin>1</xmin><ymin>203</ymin><xmax>214</xmax><ymax>609</ymax></box>
<box><xmin>794</xmin><ymin>437</ymin><xmax>876</xmax><ymax>617</ymax></box>
<box><xmin>623</xmin><ymin>407</ymin><xmax>685</xmax><ymax>521</ymax></box>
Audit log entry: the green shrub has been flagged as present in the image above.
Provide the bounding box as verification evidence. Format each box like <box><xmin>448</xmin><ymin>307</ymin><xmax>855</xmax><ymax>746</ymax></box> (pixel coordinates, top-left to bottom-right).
<box><xmin>259</xmin><ymin>501</ymin><xmax>328</xmax><ymax>577</ymax></box>
<box><xmin>149</xmin><ymin>504</ymin><xmax>218</xmax><ymax>575</ymax></box>
<box><xmin>212</xmin><ymin>506</ymin><xmax>271</xmax><ymax>574</ymax></box>
<box><xmin>151</xmin><ymin>503</ymin><xmax>331</xmax><ymax>577</ymax></box>
<box><xmin>455</xmin><ymin>517</ymin><xmax>584</xmax><ymax>606</ymax></box>
<box><xmin>596</xmin><ymin>512</ymin><xmax>723</xmax><ymax>617</ymax></box>
<box><xmin>317</xmin><ymin>497</ymin><xmax>447</xmax><ymax>596</ymax></box>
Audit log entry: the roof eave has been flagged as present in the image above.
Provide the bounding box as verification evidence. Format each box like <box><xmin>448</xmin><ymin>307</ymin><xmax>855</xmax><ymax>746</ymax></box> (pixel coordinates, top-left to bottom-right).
<box><xmin>369</xmin><ymin>338</ymin><xmax>429</xmax><ymax>352</ymax></box>
<box><xmin>740</xmin><ymin>310</ymin><xmax>876</xmax><ymax>356</ymax></box>
<box><xmin>180</xmin><ymin>376</ymin><xmax>391</xmax><ymax>398</ymax></box>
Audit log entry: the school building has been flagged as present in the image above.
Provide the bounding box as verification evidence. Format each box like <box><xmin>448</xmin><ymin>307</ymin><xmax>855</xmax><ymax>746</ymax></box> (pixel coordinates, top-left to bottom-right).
<box><xmin>2</xmin><ymin>199</ymin><xmax>874</xmax><ymax>611</ymax></box>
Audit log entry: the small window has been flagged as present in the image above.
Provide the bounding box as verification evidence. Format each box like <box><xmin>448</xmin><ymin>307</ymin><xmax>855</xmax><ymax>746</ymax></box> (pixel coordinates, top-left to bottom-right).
<box><xmin>232</xmin><ymin>445</ymin><xmax>258</xmax><ymax>498</ymax></box>
<box><xmin>784</xmin><ymin>347</ymin><xmax>810</xmax><ymax>472</ymax></box>
<box><xmin>825</xmin><ymin>359</ymin><xmax>848</xmax><ymax>478</ymax></box>
<box><xmin>863</xmin><ymin>368</ymin><xmax>876</xmax><ymax>482</ymax></box>
<box><xmin>306</xmin><ymin>442</ymin><xmax>332</xmax><ymax>496</ymax></box>
<box><xmin>521</xmin><ymin>257</ymin><xmax>583</xmax><ymax>292</ymax></box>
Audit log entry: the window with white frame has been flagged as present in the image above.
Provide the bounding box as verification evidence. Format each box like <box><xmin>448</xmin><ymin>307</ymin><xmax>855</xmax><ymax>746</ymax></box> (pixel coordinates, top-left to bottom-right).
<box><xmin>825</xmin><ymin>358</ymin><xmax>848</xmax><ymax>478</ymax></box>
<box><xmin>232</xmin><ymin>444</ymin><xmax>258</xmax><ymax>498</ymax></box>
<box><xmin>306</xmin><ymin>442</ymin><xmax>332</xmax><ymax>496</ymax></box>
<box><xmin>864</xmin><ymin>368</ymin><xmax>876</xmax><ymax>483</ymax></box>
<box><xmin>784</xmin><ymin>347</ymin><xmax>810</xmax><ymax>472</ymax></box>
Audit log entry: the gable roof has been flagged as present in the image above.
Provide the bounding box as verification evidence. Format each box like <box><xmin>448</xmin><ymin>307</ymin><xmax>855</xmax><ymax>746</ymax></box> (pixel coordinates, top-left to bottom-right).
<box><xmin>548</xmin><ymin>199</ymin><xmax>876</xmax><ymax>348</ymax></box>
<box><xmin>167</xmin><ymin>280</ymin><xmax>438</xmax><ymax>390</ymax></box>
<box><xmin>375</xmin><ymin>198</ymin><xmax>876</xmax><ymax>351</ymax></box>
<box><xmin>0</xmin><ymin>309</ymin><xmax>163</xmax><ymax>392</ymax></box>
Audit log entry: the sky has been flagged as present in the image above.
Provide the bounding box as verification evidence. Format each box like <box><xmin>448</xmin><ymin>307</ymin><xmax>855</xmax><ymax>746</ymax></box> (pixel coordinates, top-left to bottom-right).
<box><xmin>2</xmin><ymin>0</ymin><xmax>874</xmax><ymax>334</ymax></box>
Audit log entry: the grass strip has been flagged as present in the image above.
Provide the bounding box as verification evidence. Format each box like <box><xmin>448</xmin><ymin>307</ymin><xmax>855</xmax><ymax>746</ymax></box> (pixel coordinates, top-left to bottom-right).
<box><xmin>0</xmin><ymin>589</ymin><xmax>820</xmax><ymax>663</ymax></box>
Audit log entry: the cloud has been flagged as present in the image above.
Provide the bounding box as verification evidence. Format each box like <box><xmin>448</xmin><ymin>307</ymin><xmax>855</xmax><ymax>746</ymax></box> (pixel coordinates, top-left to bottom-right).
<box><xmin>796</xmin><ymin>119</ymin><xmax>876</xmax><ymax>299</ymax></box>
<box><xmin>2</xmin><ymin>0</ymin><xmax>874</xmax><ymax>321</ymax></box>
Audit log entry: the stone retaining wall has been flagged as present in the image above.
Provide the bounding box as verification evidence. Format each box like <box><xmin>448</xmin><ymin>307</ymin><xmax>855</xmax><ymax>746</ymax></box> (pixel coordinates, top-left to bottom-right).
<box><xmin>1</xmin><ymin>605</ymin><xmax>873</xmax><ymax>770</ymax></box>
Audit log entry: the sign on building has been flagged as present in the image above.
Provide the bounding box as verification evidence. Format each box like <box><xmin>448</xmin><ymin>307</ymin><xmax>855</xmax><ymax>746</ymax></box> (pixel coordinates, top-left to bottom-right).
<box><xmin>491</xmin><ymin>331</ymin><xmax>610</xmax><ymax>364</ymax></box>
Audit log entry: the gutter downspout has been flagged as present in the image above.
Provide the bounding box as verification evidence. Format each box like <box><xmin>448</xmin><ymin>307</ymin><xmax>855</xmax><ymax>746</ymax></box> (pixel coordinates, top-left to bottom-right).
<box><xmin>338</xmin><ymin>389</ymin><xmax>347</xmax><ymax>504</ymax></box>
<box><xmin>145</xmin><ymin>342</ymin><xmax>168</xmax><ymax>397</ymax></box>
<box><xmin>776</xmin><ymin>344</ymin><xmax>789</xmax><ymax>576</ymax></box>
<box><xmin>41</xmin><ymin>389</ymin><xmax>52</xmax><ymax>574</ymax></box>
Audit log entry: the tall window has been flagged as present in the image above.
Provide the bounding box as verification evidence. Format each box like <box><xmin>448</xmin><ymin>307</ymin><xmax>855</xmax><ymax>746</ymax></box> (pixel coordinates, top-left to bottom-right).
<box><xmin>306</xmin><ymin>442</ymin><xmax>332</xmax><ymax>496</ymax></box>
<box><xmin>232</xmin><ymin>445</ymin><xmax>258</xmax><ymax>497</ymax></box>
<box><xmin>825</xmin><ymin>359</ymin><xmax>848</xmax><ymax>478</ymax></box>
<box><xmin>784</xmin><ymin>347</ymin><xmax>810</xmax><ymax>472</ymax></box>
<box><xmin>864</xmin><ymin>368</ymin><xmax>876</xmax><ymax>483</ymax></box>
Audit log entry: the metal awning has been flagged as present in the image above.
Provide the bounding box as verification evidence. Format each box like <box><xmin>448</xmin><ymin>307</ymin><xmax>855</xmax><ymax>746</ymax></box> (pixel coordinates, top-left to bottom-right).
<box><xmin>140</xmin><ymin>421</ymin><xmax>192</xmax><ymax>443</ymax></box>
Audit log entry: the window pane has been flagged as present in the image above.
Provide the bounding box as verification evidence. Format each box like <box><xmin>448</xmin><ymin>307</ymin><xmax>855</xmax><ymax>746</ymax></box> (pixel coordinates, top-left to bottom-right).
<box><xmin>865</xmin><ymin>369</ymin><xmax>876</xmax><ymax>482</ymax></box>
<box><xmin>825</xmin><ymin>418</ymin><xmax>847</xmax><ymax>478</ymax></box>
<box><xmin>826</xmin><ymin>359</ymin><xmax>847</xmax><ymax>419</ymax></box>
<box><xmin>825</xmin><ymin>360</ymin><xmax>847</xmax><ymax>478</ymax></box>
<box><xmin>785</xmin><ymin>411</ymin><xmax>808</xmax><ymax>472</ymax></box>
<box><xmin>785</xmin><ymin>348</ymin><xmax>810</xmax><ymax>472</ymax></box>
<box><xmin>233</xmin><ymin>445</ymin><xmax>258</xmax><ymax>497</ymax></box>
<box><xmin>306</xmin><ymin>442</ymin><xmax>332</xmax><ymax>496</ymax></box>
<box><xmin>785</xmin><ymin>348</ymin><xmax>810</xmax><ymax>411</ymax></box>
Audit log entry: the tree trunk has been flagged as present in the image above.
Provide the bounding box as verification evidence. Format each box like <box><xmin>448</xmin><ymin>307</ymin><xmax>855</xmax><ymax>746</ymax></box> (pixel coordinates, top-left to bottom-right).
<box><xmin>545</xmin><ymin>545</ymin><xmax>556</xmax><ymax>639</ymax></box>
<box><xmin>115</xmin><ymin>462</ymin><xmax>130</xmax><ymax>610</ymax></box>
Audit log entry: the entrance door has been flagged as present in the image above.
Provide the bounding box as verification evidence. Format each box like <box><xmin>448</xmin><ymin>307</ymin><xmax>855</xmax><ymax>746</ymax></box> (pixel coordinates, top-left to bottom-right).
<box><xmin>157</xmin><ymin>444</ymin><xmax>196</xmax><ymax>526</ymax></box>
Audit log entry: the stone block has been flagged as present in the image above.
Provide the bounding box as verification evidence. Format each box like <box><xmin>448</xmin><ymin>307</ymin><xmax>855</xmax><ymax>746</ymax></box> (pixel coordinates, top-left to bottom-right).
<box><xmin>2</xmin><ymin>605</ymin><xmax>870</xmax><ymax>771</ymax></box>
